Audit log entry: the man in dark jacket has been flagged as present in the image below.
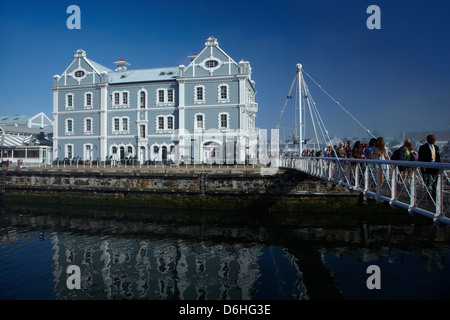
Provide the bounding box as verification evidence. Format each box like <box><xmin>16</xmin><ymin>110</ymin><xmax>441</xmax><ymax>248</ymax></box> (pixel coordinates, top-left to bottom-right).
<box><xmin>418</xmin><ymin>134</ymin><xmax>440</xmax><ymax>197</ymax></box>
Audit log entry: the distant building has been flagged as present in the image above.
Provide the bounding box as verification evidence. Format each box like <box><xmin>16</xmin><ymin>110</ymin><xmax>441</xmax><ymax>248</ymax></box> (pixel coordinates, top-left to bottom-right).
<box><xmin>0</xmin><ymin>113</ymin><xmax>53</xmax><ymax>166</ymax></box>
<box><xmin>52</xmin><ymin>37</ymin><xmax>258</xmax><ymax>164</ymax></box>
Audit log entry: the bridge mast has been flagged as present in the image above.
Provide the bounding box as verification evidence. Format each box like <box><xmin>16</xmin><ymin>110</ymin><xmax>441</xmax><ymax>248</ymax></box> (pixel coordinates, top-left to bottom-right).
<box><xmin>297</xmin><ymin>63</ymin><xmax>303</xmax><ymax>157</ymax></box>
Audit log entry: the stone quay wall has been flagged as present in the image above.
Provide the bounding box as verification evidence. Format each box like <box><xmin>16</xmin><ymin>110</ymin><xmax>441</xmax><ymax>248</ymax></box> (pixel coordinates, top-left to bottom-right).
<box><xmin>1</xmin><ymin>167</ymin><xmax>364</xmax><ymax>212</ymax></box>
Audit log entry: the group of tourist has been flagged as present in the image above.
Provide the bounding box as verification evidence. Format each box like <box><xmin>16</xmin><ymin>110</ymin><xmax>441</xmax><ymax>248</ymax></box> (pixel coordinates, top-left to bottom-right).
<box><xmin>302</xmin><ymin>135</ymin><xmax>441</xmax><ymax>165</ymax></box>
<box><xmin>300</xmin><ymin>134</ymin><xmax>441</xmax><ymax>195</ymax></box>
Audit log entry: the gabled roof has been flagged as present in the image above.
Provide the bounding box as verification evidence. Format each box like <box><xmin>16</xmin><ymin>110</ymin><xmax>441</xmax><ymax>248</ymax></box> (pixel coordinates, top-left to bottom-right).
<box><xmin>57</xmin><ymin>37</ymin><xmax>245</xmax><ymax>86</ymax></box>
<box><xmin>86</xmin><ymin>58</ymin><xmax>113</xmax><ymax>74</ymax></box>
<box><xmin>0</xmin><ymin>115</ymin><xmax>32</xmax><ymax>125</ymax></box>
<box><xmin>0</xmin><ymin>112</ymin><xmax>53</xmax><ymax>129</ymax></box>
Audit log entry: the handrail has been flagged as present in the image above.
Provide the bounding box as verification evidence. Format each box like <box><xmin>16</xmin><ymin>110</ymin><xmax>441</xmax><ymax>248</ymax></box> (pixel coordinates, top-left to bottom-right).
<box><xmin>281</xmin><ymin>156</ymin><xmax>450</xmax><ymax>226</ymax></box>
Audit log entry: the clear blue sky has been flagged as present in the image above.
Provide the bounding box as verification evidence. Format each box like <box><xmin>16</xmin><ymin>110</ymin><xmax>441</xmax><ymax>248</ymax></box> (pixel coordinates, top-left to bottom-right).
<box><xmin>1</xmin><ymin>0</ymin><xmax>449</xmax><ymax>140</ymax></box>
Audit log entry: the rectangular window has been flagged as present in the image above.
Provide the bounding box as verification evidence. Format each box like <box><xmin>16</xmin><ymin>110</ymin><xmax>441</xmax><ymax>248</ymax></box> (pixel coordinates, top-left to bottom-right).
<box><xmin>114</xmin><ymin>118</ymin><xmax>120</xmax><ymax>131</ymax></box>
<box><xmin>220</xmin><ymin>86</ymin><xmax>227</xmax><ymax>100</ymax></box>
<box><xmin>167</xmin><ymin>90</ymin><xmax>173</xmax><ymax>103</ymax></box>
<box><xmin>167</xmin><ymin>116</ymin><xmax>173</xmax><ymax>130</ymax></box>
<box><xmin>67</xmin><ymin>95</ymin><xmax>73</xmax><ymax>107</ymax></box>
<box><xmin>67</xmin><ymin>119</ymin><xmax>73</xmax><ymax>132</ymax></box>
<box><xmin>140</xmin><ymin>125</ymin><xmax>146</xmax><ymax>138</ymax></box>
<box><xmin>196</xmin><ymin>114</ymin><xmax>203</xmax><ymax>129</ymax></box>
<box><xmin>86</xmin><ymin>119</ymin><xmax>92</xmax><ymax>132</ymax></box>
<box><xmin>27</xmin><ymin>149</ymin><xmax>39</xmax><ymax>158</ymax></box>
<box><xmin>114</xmin><ymin>93</ymin><xmax>120</xmax><ymax>105</ymax></box>
<box><xmin>158</xmin><ymin>90</ymin><xmax>164</xmax><ymax>103</ymax></box>
<box><xmin>122</xmin><ymin>118</ymin><xmax>128</xmax><ymax>131</ymax></box>
<box><xmin>220</xmin><ymin>114</ymin><xmax>227</xmax><ymax>128</ymax></box>
<box><xmin>67</xmin><ymin>145</ymin><xmax>73</xmax><ymax>158</ymax></box>
<box><xmin>196</xmin><ymin>87</ymin><xmax>203</xmax><ymax>101</ymax></box>
<box><xmin>158</xmin><ymin>117</ymin><xmax>164</xmax><ymax>130</ymax></box>
<box><xmin>86</xmin><ymin>93</ymin><xmax>92</xmax><ymax>106</ymax></box>
<box><xmin>122</xmin><ymin>92</ymin><xmax>128</xmax><ymax>105</ymax></box>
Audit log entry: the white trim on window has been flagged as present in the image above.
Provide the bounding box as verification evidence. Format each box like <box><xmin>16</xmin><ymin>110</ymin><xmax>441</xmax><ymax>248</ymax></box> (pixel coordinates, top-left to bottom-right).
<box><xmin>65</xmin><ymin>93</ymin><xmax>74</xmax><ymax>110</ymax></box>
<box><xmin>84</xmin><ymin>117</ymin><xmax>93</xmax><ymax>135</ymax></box>
<box><xmin>150</xmin><ymin>142</ymin><xmax>175</xmax><ymax>162</ymax></box>
<box><xmin>111</xmin><ymin>116</ymin><xmax>130</xmax><ymax>134</ymax></box>
<box><xmin>156</xmin><ymin>88</ymin><xmax>176</xmax><ymax>106</ymax></box>
<box><xmin>84</xmin><ymin>92</ymin><xmax>93</xmax><ymax>109</ymax></box>
<box><xmin>194</xmin><ymin>85</ymin><xmax>205</xmax><ymax>104</ymax></box>
<box><xmin>155</xmin><ymin>114</ymin><xmax>175</xmax><ymax>133</ymax></box>
<box><xmin>111</xmin><ymin>90</ymin><xmax>130</xmax><ymax>108</ymax></box>
<box><xmin>217</xmin><ymin>84</ymin><xmax>230</xmax><ymax>103</ymax></box>
<box><xmin>218</xmin><ymin>112</ymin><xmax>230</xmax><ymax>130</ymax></box>
<box><xmin>194</xmin><ymin>112</ymin><xmax>205</xmax><ymax>131</ymax></box>
<box><xmin>65</xmin><ymin>118</ymin><xmax>74</xmax><ymax>135</ymax></box>
<box><xmin>83</xmin><ymin>143</ymin><xmax>94</xmax><ymax>161</ymax></box>
<box><xmin>110</xmin><ymin>143</ymin><xmax>135</xmax><ymax>160</ymax></box>
<box><xmin>65</xmin><ymin>144</ymin><xmax>74</xmax><ymax>159</ymax></box>
<box><xmin>138</xmin><ymin>88</ymin><xmax>148</xmax><ymax>109</ymax></box>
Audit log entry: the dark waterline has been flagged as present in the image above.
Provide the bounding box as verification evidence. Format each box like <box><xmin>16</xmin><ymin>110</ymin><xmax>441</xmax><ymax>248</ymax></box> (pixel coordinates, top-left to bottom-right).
<box><xmin>1</xmin><ymin>201</ymin><xmax>449</xmax><ymax>300</ymax></box>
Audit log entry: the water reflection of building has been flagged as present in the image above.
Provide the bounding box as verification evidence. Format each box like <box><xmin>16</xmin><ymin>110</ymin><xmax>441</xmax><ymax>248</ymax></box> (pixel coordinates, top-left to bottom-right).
<box><xmin>50</xmin><ymin>234</ymin><xmax>296</xmax><ymax>300</ymax></box>
<box><xmin>3</xmin><ymin>208</ymin><xmax>450</xmax><ymax>300</ymax></box>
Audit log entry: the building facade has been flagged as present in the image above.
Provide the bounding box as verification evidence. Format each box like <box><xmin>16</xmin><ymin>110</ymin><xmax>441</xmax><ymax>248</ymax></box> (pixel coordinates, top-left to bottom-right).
<box><xmin>52</xmin><ymin>37</ymin><xmax>258</xmax><ymax>164</ymax></box>
<box><xmin>0</xmin><ymin>113</ymin><xmax>53</xmax><ymax>166</ymax></box>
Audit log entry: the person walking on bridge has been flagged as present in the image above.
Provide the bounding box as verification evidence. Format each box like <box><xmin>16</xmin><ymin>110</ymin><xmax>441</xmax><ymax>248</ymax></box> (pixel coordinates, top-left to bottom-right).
<box><xmin>371</xmin><ymin>137</ymin><xmax>390</xmax><ymax>191</ymax></box>
<box><xmin>418</xmin><ymin>134</ymin><xmax>441</xmax><ymax>198</ymax></box>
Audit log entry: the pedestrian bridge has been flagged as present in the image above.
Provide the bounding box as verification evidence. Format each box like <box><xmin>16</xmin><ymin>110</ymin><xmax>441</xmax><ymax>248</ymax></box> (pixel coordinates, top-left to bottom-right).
<box><xmin>281</xmin><ymin>157</ymin><xmax>450</xmax><ymax>226</ymax></box>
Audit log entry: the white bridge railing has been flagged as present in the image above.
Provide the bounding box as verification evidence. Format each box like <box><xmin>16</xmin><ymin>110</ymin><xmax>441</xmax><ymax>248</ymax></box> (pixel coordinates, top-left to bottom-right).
<box><xmin>281</xmin><ymin>157</ymin><xmax>450</xmax><ymax>226</ymax></box>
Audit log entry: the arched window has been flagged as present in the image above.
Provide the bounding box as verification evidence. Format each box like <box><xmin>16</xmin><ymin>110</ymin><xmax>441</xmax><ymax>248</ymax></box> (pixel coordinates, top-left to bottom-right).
<box><xmin>140</xmin><ymin>91</ymin><xmax>146</xmax><ymax>108</ymax></box>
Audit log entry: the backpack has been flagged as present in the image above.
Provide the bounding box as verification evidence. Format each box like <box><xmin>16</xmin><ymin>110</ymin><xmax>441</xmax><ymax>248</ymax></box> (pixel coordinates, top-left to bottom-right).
<box><xmin>410</xmin><ymin>151</ymin><xmax>418</xmax><ymax>161</ymax></box>
<box><xmin>390</xmin><ymin>147</ymin><xmax>401</xmax><ymax>160</ymax></box>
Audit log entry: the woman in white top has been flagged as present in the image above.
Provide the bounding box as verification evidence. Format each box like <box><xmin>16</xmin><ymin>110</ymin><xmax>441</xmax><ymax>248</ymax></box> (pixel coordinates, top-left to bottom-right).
<box><xmin>371</xmin><ymin>137</ymin><xmax>390</xmax><ymax>191</ymax></box>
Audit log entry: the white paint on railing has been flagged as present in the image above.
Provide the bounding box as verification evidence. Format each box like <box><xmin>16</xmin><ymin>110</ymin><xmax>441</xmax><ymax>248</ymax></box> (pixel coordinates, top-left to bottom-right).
<box><xmin>281</xmin><ymin>157</ymin><xmax>450</xmax><ymax>226</ymax></box>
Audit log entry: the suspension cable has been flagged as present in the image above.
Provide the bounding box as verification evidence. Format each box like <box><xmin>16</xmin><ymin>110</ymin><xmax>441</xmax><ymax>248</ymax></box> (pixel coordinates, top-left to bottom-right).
<box><xmin>302</xmin><ymin>69</ymin><xmax>376</xmax><ymax>140</ymax></box>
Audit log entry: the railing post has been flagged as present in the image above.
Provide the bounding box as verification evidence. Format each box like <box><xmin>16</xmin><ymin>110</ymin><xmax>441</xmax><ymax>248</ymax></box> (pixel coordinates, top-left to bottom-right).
<box><xmin>409</xmin><ymin>169</ymin><xmax>417</xmax><ymax>214</ymax></box>
<box><xmin>355</xmin><ymin>163</ymin><xmax>360</xmax><ymax>190</ymax></box>
<box><xmin>328</xmin><ymin>161</ymin><xmax>332</xmax><ymax>181</ymax></box>
<box><xmin>345</xmin><ymin>161</ymin><xmax>351</xmax><ymax>186</ymax></box>
<box><xmin>390</xmin><ymin>166</ymin><xmax>398</xmax><ymax>206</ymax></box>
<box><xmin>376</xmin><ymin>166</ymin><xmax>381</xmax><ymax>201</ymax></box>
<box><xmin>364</xmin><ymin>164</ymin><xmax>369</xmax><ymax>194</ymax></box>
<box><xmin>434</xmin><ymin>168</ymin><xmax>443</xmax><ymax>224</ymax></box>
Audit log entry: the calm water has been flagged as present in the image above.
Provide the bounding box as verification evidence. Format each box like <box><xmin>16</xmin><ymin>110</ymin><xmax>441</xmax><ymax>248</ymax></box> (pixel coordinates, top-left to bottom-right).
<box><xmin>1</xmin><ymin>201</ymin><xmax>449</xmax><ymax>300</ymax></box>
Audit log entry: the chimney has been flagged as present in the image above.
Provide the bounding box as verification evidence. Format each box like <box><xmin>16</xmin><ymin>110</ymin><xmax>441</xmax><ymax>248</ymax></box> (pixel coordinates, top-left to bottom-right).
<box><xmin>114</xmin><ymin>58</ymin><xmax>130</xmax><ymax>72</ymax></box>
<box><xmin>188</xmin><ymin>53</ymin><xmax>198</xmax><ymax>61</ymax></box>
